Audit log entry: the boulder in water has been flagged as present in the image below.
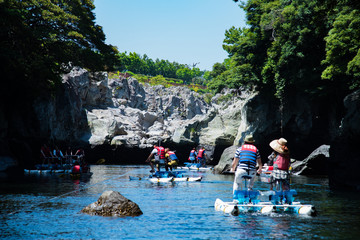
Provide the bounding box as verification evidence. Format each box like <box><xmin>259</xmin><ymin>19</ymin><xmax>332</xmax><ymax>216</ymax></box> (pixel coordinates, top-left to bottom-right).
<box><xmin>81</xmin><ymin>190</ymin><xmax>143</xmax><ymax>217</ymax></box>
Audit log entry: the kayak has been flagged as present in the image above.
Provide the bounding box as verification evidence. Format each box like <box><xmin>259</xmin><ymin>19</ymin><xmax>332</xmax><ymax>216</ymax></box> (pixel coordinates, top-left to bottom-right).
<box><xmin>215</xmin><ymin>189</ymin><xmax>316</xmax><ymax>216</ymax></box>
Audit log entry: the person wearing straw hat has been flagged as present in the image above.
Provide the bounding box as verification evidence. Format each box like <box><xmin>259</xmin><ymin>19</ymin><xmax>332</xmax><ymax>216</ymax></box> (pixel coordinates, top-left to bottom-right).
<box><xmin>269</xmin><ymin>138</ymin><xmax>291</xmax><ymax>190</ymax></box>
<box><xmin>231</xmin><ymin>134</ymin><xmax>262</xmax><ymax>193</ymax></box>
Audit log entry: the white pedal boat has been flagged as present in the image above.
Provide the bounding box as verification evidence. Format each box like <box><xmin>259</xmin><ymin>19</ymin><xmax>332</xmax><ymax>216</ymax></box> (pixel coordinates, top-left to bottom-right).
<box><xmin>129</xmin><ymin>170</ymin><xmax>202</xmax><ymax>183</ymax></box>
<box><xmin>129</xmin><ymin>176</ymin><xmax>202</xmax><ymax>182</ymax></box>
<box><xmin>179</xmin><ymin>163</ymin><xmax>213</xmax><ymax>171</ymax></box>
<box><xmin>215</xmin><ymin>198</ymin><xmax>315</xmax><ymax>216</ymax></box>
<box><xmin>215</xmin><ymin>190</ymin><xmax>316</xmax><ymax>216</ymax></box>
<box><xmin>24</xmin><ymin>169</ymin><xmax>72</xmax><ymax>175</ymax></box>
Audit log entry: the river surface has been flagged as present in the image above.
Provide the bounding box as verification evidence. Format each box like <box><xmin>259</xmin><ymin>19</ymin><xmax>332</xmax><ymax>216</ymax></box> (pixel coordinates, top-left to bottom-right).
<box><xmin>1</xmin><ymin>165</ymin><xmax>360</xmax><ymax>239</ymax></box>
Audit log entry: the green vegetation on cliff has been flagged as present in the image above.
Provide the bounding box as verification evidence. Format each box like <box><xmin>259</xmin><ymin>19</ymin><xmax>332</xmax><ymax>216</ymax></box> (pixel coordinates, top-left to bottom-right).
<box><xmin>208</xmin><ymin>0</ymin><xmax>360</xmax><ymax>102</ymax></box>
<box><xmin>1</xmin><ymin>0</ymin><xmax>119</xmax><ymax>101</ymax></box>
<box><xmin>2</xmin><ymin>0</ymin><xmax>359</xmax><ymax>104</ymax></box>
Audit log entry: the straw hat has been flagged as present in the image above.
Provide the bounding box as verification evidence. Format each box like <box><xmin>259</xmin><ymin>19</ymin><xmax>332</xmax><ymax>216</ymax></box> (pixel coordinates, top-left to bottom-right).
<box><xmin>270</xmin><ymin>138</ymin><xmax>288</xmax><ymax>154</ymax></box>
<box><xmin>244</xmin><ymin>134</ymin><xmax>255</xmax><ymax>143</ymax></box>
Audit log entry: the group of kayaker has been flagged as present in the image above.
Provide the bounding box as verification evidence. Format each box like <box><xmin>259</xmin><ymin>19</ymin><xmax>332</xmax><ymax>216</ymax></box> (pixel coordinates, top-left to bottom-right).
<box><xmin>39</xmin><ymin>143</ymin><xmax>89</xmax><ymax>173</ymax></box>
<box><xmin>231</xmin><ymin>135</ymin><xmax>291</xmax><ymax>193</ymax></box>
<box><xmin>146</xmin><ymin>145</ymin><xmax>209</xmax><ymax>172</ymax></box>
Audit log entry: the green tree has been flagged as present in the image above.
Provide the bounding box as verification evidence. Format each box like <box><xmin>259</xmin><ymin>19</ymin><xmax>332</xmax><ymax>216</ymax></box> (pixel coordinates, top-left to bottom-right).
<box><xmin>322</xmin><ymin>7</ymin><xmax>360</xmax><ymax>91</ymax></box>
<box><xmin>0</xmin><ymin>0</ymin><xmax>118</xmax><ymax>100</ymax></box>
<box><xmin>208</xmin><ymin>0</ymin><xmax>360</xmax><ymax>102</ymax></box>
<box><xmin>176</xmin><ymin>67</ymin><xmax>193</xmax><ymax>83</ymax></box>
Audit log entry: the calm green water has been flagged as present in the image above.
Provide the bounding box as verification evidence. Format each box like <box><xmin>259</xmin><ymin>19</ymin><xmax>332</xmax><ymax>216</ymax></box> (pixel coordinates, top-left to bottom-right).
<box><xmin>1</xmin><ymin>165</ymin><xmax>360</xmax><ymax>239</ymax></box>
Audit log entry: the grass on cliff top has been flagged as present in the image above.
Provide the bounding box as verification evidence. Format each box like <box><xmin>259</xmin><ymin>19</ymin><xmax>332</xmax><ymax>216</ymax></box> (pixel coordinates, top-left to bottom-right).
<box><xmin>108</xmin><ymin>71</ymin><xmax>209</xmax><ymax>94</ymax></box>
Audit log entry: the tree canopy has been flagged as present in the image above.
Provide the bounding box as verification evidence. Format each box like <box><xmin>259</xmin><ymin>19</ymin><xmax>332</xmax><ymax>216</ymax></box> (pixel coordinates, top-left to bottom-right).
<box><xmin>0</xmin><ymin>0</ymin><xmax>118</xmax><ymax>100</ymax></box>
<box><xmin>208</xmin><ymin>0</ymin><xmax>360</xmax><ymax>101</ymax></box>
<box><xmin>116</xmin><ymin>52</ymin><xmax>205</xmax><ymax>84</ymax></box>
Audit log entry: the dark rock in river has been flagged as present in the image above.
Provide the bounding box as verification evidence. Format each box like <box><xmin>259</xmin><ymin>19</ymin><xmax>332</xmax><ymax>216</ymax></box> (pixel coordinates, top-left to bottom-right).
<box><xmin>291</xmin><ymin>145</ymin><xmax>330</xmax><ymax>175</ymax></box>
<box><xmin>81</xmin><ymin>190</ymin><xmax>143</xmax><ymax>217</ymax></box>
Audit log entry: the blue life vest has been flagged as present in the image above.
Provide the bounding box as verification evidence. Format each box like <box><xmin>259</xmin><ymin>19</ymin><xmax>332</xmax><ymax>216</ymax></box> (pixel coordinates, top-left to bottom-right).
<box><xmin>168</xmin><ymin>151</ymin><xmax>178</xmax><ymax>161</ymax></box>
<box><xmin>238</xmin><ymin>144</ymin><xmax>257</xmax><ymax>170</ymax></box>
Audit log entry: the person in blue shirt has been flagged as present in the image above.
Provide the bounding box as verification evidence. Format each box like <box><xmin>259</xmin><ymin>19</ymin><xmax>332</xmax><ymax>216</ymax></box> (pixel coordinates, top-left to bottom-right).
<box><xmin>231</xmin><ymin>135</ymin><xmax>262</xmax><ymax>192</ymax></box>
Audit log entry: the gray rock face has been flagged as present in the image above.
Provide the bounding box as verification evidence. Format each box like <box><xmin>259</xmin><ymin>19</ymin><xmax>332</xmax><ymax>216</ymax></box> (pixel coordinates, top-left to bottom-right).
<box><xmin>81</xmin><ymin>190</ymin><xmax>143</xmax><ymax>217</ymax></box>
<box><xmin>63</xmin><ymin>68</ymin><xmax>213</xmax><ymax>148</ymax></box>
<box><xmin>213</xmin><ymin>145</ymin><xmax>238</xmax><ymax>174</ymax></box>
<box><xmin>291</xmin><ymin>145</ymin><xmax>330</xmax><ymax>175</ymax></box>
<box><xmin>329</xmin><ymin>90</ymin><xmax>360</xmax><ymax>191</ymax></box>
<box><xmin>215</xmin><ymin>144</ymin><xmax>330</xmax><ymax>176</ymax></box>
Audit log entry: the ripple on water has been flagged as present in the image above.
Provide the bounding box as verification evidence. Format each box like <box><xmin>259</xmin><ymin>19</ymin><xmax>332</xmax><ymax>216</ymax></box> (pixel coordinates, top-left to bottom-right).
<box><xmin>1</xmin><ymin>165</ymin><xmax>360</xmax><ymax>239</ymax></box>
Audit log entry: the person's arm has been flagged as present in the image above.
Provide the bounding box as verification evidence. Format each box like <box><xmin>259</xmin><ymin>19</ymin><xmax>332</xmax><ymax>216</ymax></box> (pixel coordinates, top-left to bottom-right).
<box><xmin>146</xmin><ymin>153</ymin><xmax>153</xmax><ymax>162</ymax></box>
<box><xmin>256</xmin><ymin>157</ymin><xmax>262</xmax><ymax>174</ymax></box>
<box><xmin>41</xmin><ymin>149</ymin><xmax>46</xmax><ymax>158</ymax></box>
<box><xmin>231</xmin><ymin>157</ymin><xmax>239</xmax><ymax>172</ymax></box>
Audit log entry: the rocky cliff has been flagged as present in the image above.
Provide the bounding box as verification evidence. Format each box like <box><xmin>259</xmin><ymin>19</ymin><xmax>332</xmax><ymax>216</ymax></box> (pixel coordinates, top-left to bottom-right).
<box><xmin>1</xmin><ymin>68</ymin><xmax>359</xmax><ymax>191</ymax></box>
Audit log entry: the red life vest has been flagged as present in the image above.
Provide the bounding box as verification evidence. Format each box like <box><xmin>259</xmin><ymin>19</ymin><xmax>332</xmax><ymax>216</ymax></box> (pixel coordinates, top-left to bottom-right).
<box><xmin>274</xmin><ymin>154</ymin><xmax>290</xmax><ymax>170</ymax></box>
<box><xmin>197</xmin><ymin>149</ymin><xmax>205</xmax><ymax>158</ymax></box>
<box><xmin>155</xmin><ymin>146</ymin><xmax>165</xmax><ymax>159</ymax></box>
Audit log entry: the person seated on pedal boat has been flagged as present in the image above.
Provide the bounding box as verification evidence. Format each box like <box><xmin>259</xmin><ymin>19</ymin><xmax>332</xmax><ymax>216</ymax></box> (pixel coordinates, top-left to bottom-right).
<box><xmin>146</xmin><ymin>144</ymin><xmax>166</xmax><ymax>173</ymax></box>
<box><xmin>269</xmin><ymin>138</ymin><xmax>291</xmax><ymax>191</ymax></box>
<box><xmin>165</xmin><ymin>148</ymin><xmax>179</xmax><ymax>171</ymax></box>
<box><xmin>74</xmin><ymin>148</ymin><xmax>85</xmax><ymax>164</ymax></box>
<box><xmin>230</xmin><ymin>134</ymin><xmax>262</xmax><ymax>192</ymax></box>
<box><xmin>53</xmin><ymin>145</ymin><xmax>65</xmax><ymax>165</ymax></box>
<box><xmin>197</xmin><ymin>147</ymin><xmax>208</xmax><ymax>167</ymax></box>
<box><xmin>188</xmin><ymin>147</ymin><xmax>197</xmax><ymax>163</ymax></box>
<box><xmin>39</xmin><ymin>143</ymin><xmax>54</xmax><ymax>168</ymax></box>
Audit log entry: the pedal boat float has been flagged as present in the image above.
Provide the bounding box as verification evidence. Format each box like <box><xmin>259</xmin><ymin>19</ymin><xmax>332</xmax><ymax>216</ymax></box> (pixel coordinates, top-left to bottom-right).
<box><xmin>129</xmin><ymin>170</ymin><xmax>202</xmax><ymax>183</ymax></box>
<box><xmin>178</xmin><ymin>163</ymin><xmax>213</xmax><ymax>172</ymax></box>
<box><xmin>24</xmin><ymin>164</ymin><xmax>92</xmax><ymax>178</ymax></box>
<box><xmin>215</xmin><ymin>189</ymin><xmax>316</xmax><ymax>216</ymax></box>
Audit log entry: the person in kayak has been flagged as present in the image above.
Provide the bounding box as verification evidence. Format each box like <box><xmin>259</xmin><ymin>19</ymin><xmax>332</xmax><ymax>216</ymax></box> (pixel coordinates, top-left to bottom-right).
<box><xmin>231</xmin><ymin>134</ymin><xmax>262</xmax><ymax>192</ymax></box>
<box><xmin>197</xmin><ymin>147</ymin><xmax>208</xmax><ymax>167</ymax></box>
<box><xmin>165</xmin><ymin>148</ymin><xmax>178</xmax><ymax>171</ymax></box>
<box><xmin>188</xmin><ymin>147</ymin><xmax>197</xmax><ymax>163</ymax></box>
<box><xmin>146</xmin><ymin>144</ymin><xmax>166</xmax><ymax>173</ymax></box>
<box><xmin>269</xmin><ymin>138</ymin><xmax>291</xmax><ymax>190</ymax></box>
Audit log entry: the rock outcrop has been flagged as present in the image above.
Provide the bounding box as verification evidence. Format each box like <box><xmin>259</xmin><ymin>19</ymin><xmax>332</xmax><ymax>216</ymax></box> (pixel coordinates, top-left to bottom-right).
<box><xmin>213</xmin><ymin>145</ymin><xmax>238</xmax><ymax>174</ymax></box>
<box><xmin>81</xmin><ymin>190</ymin><xmax>143</xmax><ymax>217</ymax></box>
<box><xmin>2</xmin><ymin>66</ymin><xmax>360</xmax><ymax>192</ymax></box>
<box><xmin>329</xmin><ymin>90</ymin><xmax>360</xmax><ymax>191</ymax></box>
<box><xmin>291</xmin><ymin>145</ymin><xmax>330</xmax><ymax>175</ymax></box>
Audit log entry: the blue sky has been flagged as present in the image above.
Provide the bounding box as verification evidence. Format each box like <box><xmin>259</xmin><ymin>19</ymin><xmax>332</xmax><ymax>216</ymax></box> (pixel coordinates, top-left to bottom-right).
<box><xmin>93</xmin><ymin>0</ymin><xmax>246</xmax><ymax>71</ymax></box>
